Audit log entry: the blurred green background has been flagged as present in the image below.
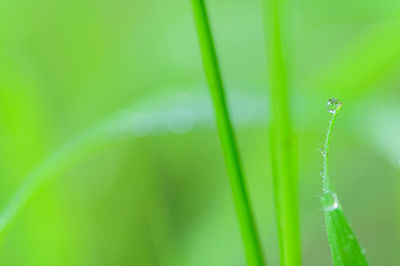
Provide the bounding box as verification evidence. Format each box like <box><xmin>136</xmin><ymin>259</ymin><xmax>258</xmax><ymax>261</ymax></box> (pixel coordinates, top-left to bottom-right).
<box><xmin>0</xmin><ymin>0</ymin><xmax>399</xmax><ymax>265</ymax></box>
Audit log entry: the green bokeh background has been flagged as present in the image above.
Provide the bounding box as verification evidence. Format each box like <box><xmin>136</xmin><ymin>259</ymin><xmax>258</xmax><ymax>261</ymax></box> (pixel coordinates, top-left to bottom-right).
<box><xmin>0</xmin><ymin>0</ymin><xmax>399</xmax><ymax>265</ymax></box>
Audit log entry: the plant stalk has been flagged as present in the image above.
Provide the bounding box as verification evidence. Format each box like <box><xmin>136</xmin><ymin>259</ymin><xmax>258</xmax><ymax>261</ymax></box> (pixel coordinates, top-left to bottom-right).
<box><xmin>262</xmin><ymin>0</ymin><xmax>301</xmax><ymax>264</ymax></box>
<box><xmin>192</xmin><ymin>0</ymin><xmax>265</xmax><ymax>265</ymax></box>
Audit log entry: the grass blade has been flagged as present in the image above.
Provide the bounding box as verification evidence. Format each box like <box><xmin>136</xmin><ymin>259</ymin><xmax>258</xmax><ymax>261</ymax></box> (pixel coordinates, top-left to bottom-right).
<box><xmin>321</xmin><ymin>99</ymin><xmax>369</xmax><ymax>266</ymax></box>
<box><xmin>315</xmin><ymin>21</ymin><xmax>400</xmax><ymax>96</ymax></box>
<box><xmin>262</xmin><ymin>0</ymin><xmax>301</xmax><ymax>264</ymax></box>
<box><xmin>0</xmin><ymin>89</ymin><xmax>266</xmax><ymax>235</ymax></box>
<box><xmin>191</xmin><ymin>1</ymin><xmax>265</xmax><ymax>265</ymax></box>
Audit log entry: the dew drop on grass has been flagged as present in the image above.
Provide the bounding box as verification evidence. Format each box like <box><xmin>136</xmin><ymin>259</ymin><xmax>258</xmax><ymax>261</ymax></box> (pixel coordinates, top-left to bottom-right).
<box><xmin>324</xmin><ymin>192</ymin><xmax>340</xmax><ymax>212</ymax></box>
<box><xmin>327</xmin><ymin>98</ymin><xmax>342</xmax><ymax>113</ymax></box>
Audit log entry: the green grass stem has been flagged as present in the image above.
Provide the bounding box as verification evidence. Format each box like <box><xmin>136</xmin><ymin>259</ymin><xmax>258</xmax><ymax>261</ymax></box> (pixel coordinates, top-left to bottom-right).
<box><xmin>262</xmin><ymin>0</ymin><xmax>301</xmax><ymax>265</ymax></box>
<box><xmin>321</xmin><ymin>99</ymin><xmax>369</xmax><ymax>266</ymax></box>
<box><xmin>191</xmin><ymin>1</ymin><xmax>265</xmax><ymax>265</ymax></box>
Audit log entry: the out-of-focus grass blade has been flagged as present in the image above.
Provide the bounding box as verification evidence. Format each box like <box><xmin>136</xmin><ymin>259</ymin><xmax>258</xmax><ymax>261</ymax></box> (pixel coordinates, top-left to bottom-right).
<box><xmin>262</xmin><ymin>0</ymin><xmax>301</xmax><ymax>264</ymax></box>
<box><xmin>321</xmin><ymin>99</ymin><xmax>369</xmax><ymax>266</ymax></box>
<box><xmin>314</xmin><ymin>21</ymin><xmax>400</xmax><ymax>96</ymax></box>
<box><xmin>0</xmin><ymin>89</ymin><xmax>267</xmax><ymax>234</ymax></box>
<box><xmin>362</xmin><ymin>103</ymin><xmax>400</xmax><ymax>169</ymax></box>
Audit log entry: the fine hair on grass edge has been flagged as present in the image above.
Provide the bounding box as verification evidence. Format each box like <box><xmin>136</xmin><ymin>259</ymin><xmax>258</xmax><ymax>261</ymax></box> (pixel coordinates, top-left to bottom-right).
<box><xmin>321</xmin><ymin>98</ymin><xmax>369</xmax><ymax>266</ymax></box>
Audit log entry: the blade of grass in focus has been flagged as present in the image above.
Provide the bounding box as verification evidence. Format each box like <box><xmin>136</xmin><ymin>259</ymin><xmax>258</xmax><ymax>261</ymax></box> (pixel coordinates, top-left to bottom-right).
<box><xmin>321</xmin><ymin>99</ymin><xmax>369</xmax><ymax>266</ymax></box>
<box><xmin>262</xmin><ymin>0</ymin><xmax>301</xmax><ymax>264</ymax></box>
<box><xmin>191</xmin><ymin>0</ymin><xmax>265</xmax><ymax>265</ymax></box>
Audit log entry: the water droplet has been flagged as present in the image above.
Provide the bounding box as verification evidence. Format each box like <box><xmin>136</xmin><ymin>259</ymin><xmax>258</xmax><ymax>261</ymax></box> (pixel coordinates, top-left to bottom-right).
<box><xmin>327</xmin><ymin>98</ymin><xmax>342</xmax><ymax>113</ymax></box>
<box><xmin>362</xmin><ymin>248</ymin><xmax>367</xmax><ymax>255</ymax></box>
<box><xmin>324</xmin><ymin>192</ymin><xmax>340</xmax><ymax>211</ymax></box>
<box><xmin>318</xmin><ymin>147</ymin><xmax>326</xmax><ymax>156</ymax></box>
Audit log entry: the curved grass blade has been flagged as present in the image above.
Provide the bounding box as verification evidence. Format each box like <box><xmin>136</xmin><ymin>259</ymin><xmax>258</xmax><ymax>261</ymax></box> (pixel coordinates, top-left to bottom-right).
<box><xmin>321</xmin><ymin>98</ymin><xmax>368</xmax><ymax>266</ymax></box>
<box><xmin>0</xmin><ymin>89</ymin><xmax>267</xmax><ymax>233</ymax></box>
<box><xmin>315</xmin><ymin>21</ymin><xmax>400</xmax><ymax>96</ymax></box>
<box><xmin>191</xmin><ymin>1</ymin><xmax>265</xmax><ymax>265</ymax></box>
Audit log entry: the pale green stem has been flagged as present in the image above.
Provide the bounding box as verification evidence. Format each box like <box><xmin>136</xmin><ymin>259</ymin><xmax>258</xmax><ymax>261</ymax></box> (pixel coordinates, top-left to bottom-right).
<box><xmin>262</xmin><ymin>0</ymin><xmax>301</xmax><ymax>264</ymax></box>
<box><xmin>321</xmin><ymin>104</ymin><xmax>343</xmax><ymax>199</ymax></box>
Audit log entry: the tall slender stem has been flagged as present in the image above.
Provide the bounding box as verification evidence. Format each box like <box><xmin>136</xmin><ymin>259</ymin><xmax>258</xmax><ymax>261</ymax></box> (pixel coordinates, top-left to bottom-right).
<box><xmin>262</xmin><ymin>0</ymin><xmax>301</xmax><ymax>265</ymax></box>
<box><xmin>321</xmin><ymin>99</ymin><xmax>344</xmax><ymax>211</ymax></box>
<box><xmin>191</xmin><ymin>1</ymin><xmax>265</xmax><ymax>265</ymax></box>
<box><xmin>320</xmin><ymin>100</ymin><xmax>369</xmax><ymax>265</ymax></box>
